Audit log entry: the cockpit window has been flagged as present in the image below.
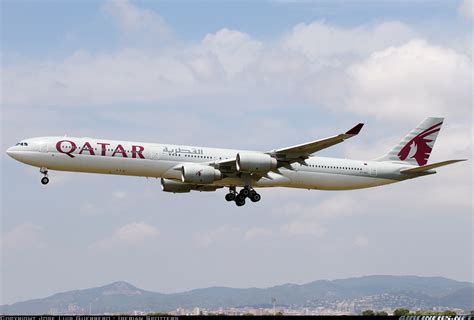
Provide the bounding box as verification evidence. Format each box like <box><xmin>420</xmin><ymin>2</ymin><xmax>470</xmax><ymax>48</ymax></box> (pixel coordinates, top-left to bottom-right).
<box><xmin>16</xmin><ymin>142</ymin><xmax>28</xmax><ymax>146</ymax></box>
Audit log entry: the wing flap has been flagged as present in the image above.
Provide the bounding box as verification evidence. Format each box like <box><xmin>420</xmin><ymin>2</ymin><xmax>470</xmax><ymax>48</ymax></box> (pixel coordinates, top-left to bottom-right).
<box><xmin>400</xmin><ymin>159</ymin><xmax>467</xmax><ymax>173</ymax></box>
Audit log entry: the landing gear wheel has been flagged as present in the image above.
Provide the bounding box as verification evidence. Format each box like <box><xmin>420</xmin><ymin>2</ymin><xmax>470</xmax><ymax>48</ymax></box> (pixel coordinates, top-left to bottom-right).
<box><xmin>235</xmin><ymin>197</ymin><xmax>246</xmax><ymax>206</ymax></box>
<box><xmin>41</xmin><ymin>177</ymin><xmax>49</xmax><ymax>185</ymax></box>
<box><xmin>250</xmin><ymin>192</ymin><xmax>261</xmax><ymax>202</ymax></box>
<box><xmin>235</xmin><ymin>194</ymin><xmax>246</xmax><ymax>206</ymax></box>
<box><xmin>240</xmin><ymin>188</ymin><xmax>250</xmax><ymax>197</ymax></box>
<box><xmin>225</xmin><ymin>193</ymin><xmax>236</xmax><ymax>201</ymax></box>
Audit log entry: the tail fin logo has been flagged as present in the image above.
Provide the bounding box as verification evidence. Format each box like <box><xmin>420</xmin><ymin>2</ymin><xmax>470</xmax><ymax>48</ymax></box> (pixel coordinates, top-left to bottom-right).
<box><xmin>398</xmin><ymin>122</ymin><xmax>442</xmax><ymax>166</ymax></box>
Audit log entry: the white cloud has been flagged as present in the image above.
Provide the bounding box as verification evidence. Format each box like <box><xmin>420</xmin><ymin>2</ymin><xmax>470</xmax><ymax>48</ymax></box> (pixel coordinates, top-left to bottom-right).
<box><xmin>2</xmin><ymin>48</ymin><xmax>201</xmax><ymax>107</ymax></box>
<box><xmin>193</xmin><ymin>226</ymin><xmax>230</xmax><ymax>248</ymax></box>
<box><xmin>283</xmin><ymin>21</ymin><xmax>415</xmax><ymax>60</ymax></box>
<box><xmin>278</xmin><ymin>166</ymin><xmax>472</xmax><ymax>239</ymax></box>
<box><xmin>200</xmin><ymin>28</ymin><xmax>263</xmax><ymax>77</ymax></box>
<box><xmin>1</xmin><ymin>21</ymin><xmax>417</xmax><ymax>109</ymax></box>
<box><xmin>102</xmin><ymin>0</ymin><xmax>172</xmax><ymax>40</ymax></box>
<box><xmin>458</xmin><ymin>0</ymin><xmax>474</xmax><ymax>20</ymax></box>
<box><xmin>3</xmin><ymin>19</ymin><xmax>470</xmax><ymax>125</ymax></box>
<box><xmin>346</xmin><ymin>39</ymin><xmax>472</xmax><ymax>121</ymax></box>
<box><xmin>95</xmin><ymin>222</ymin><xmax>159</xmax><ymax>248</ymax></box>
<box><xmin>343</xmin><ymin>135</ymin><xmax>400</xmax><ymax>161</ymax></box>
<box><xmin>80</xmin><ymin>203</ymin><xmax>102</xmax><ymax>215</ymax></box>
<box><xmin>353</xmin><ymin>235</ymin><xmax>369</xmax><ymax>248</ymax></box>
<box><xmin>116</xmin><ymin>222</ymin><xmax>159</xmax><ymax>243</ymax></box>
<box><xmin>282</xmin><ymin>194</ymin><xmax>361</xmax><ymax>220</ymax></box>
<box><xmin>428</xmin><ymin>124</ymin><xmax>472</xmax><ymax>161</ymax></box>
<box><xmin>1</xmin><ymin>223</ymin><xmax>46</xmax><ymax>250</ymax></box>
<box><xmin>280</xmin><ymin>220</ymin><xmax>326</xmax><ymax>237</ymax></box>
<box><xmin>113</xmin><ymin>191</ymin><xmax>127</xmax><ymax>199</ymax></box>
<box><xmin>244</xmin><ymin>227</ymin><xmax>273</xmax><ymax>240</ymax></box>
<box><xmin>278</xmin><ymin>194</ymin><xmax>361</xmax><ymax>238</ymax></box>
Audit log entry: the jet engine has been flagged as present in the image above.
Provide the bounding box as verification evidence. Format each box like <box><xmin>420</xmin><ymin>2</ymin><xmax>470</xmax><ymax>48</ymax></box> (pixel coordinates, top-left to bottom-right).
<box><xmin>161</xmin><ymin>178</ymin><xmax>193</xmax><ymax>193</ymax></box>
<box><xmin>181</xmin><ymin>164</ymin><xmax>222</xmax><ymax>184</ymax></box>
<box><xmin>161</xmin><ymin>178</ymin><xmax>220</xmax><ymax>193</ymax></box>
<box><xmin>236</xmin><ymin>152</ymin><xmax>277</xmax><ymax>173</ymax></box>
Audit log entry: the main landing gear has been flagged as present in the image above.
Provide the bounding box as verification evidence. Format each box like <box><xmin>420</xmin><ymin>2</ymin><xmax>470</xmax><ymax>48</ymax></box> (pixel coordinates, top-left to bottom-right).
<box><xmin>40</xmin><ymin>167</ymin><xmax>49</xmax><ymax>185</ymax></box>
<box><xmin>225</xmin><ymin>186</ymin><xmax>261</xmax><ymax>206</ymax></box>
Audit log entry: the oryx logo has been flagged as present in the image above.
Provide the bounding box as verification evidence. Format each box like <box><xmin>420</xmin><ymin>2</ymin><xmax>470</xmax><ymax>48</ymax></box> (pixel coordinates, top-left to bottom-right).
<box><xmin>398</xmin><ymin>122</ymin><xmax>442</xmax><ymax>166</ymax></box>
<box><xmin>196</xmin><ymin>170</ymin><xmax>203</xmax><ymax>176</ymax></box>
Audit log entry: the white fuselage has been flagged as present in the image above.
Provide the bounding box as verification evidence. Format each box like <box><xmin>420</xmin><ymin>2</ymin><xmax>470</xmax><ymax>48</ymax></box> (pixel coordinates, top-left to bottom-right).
<box><xmin>6</xmin><ymin>136</ymin><xmax>417</xmax><ymax>191</ymax></box>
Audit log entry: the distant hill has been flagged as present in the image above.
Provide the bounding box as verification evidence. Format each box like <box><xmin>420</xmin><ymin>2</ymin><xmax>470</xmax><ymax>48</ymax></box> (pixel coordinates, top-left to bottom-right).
<box><xmin>1</xmin><ymin>275</ymin><xmax>473</xmax><ymax>314</ymax></box>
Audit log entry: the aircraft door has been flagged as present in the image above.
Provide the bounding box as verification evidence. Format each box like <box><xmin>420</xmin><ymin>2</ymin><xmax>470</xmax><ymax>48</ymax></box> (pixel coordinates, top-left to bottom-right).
<box><xmin>362</xmin><ymin>163</ymin><xmax>369</xmax><ymax>175</ymax></box>
<box><xmin>369</xmin><ymin>166</ymin><xmax>377</xmax><ymax>176</ymax></box>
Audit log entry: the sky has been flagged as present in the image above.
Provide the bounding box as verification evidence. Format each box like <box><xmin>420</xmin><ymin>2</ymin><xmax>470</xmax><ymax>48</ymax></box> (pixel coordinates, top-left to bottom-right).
<box><xmin>1</xmin><ymin>0</ymin><xmax>473</xmax><ymax>306</ymax></box>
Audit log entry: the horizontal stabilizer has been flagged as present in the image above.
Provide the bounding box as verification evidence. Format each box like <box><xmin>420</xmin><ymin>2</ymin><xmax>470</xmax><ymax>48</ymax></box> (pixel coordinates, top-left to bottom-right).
<box><xmin>400</xmin><ymin>159</ymin><xmax>467</xmax><ymax>174</ymax></box>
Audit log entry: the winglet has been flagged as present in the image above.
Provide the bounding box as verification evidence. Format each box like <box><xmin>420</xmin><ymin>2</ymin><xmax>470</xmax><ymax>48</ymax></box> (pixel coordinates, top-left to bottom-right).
<box><xmin>345</xmin><ymin>123</ymin><xmax>364</xmax><ymax>135</ymax></box>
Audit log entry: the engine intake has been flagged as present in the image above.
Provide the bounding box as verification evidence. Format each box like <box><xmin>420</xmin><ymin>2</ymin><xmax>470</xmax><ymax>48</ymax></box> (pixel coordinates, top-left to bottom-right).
<box><xmin>181</xmin><ymin>164</ymin><xmax>222</xmax><ymax>184</ymax></box>
<box><xmin>236</xmin><ymin>152</ymin><xmax>277</xmax><ymax>173</ymax></box>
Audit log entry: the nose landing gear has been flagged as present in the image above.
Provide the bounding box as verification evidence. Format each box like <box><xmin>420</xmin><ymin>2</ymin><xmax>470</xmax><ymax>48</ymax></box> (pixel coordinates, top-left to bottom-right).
<box><xmin>225</xmin><ymin>186</ymin><xmax>261</xmax><ymax>206</ymax></box>
<box><xmin>40</xmin><ymin>167</ymin><xmax>49</xmax><ymax>185</ymax></box>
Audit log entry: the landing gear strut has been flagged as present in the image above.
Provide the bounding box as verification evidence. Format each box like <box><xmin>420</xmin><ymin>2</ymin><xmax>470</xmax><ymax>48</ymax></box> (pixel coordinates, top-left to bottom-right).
<box><xmin>40</xmin><ymin>167</ymin><xmax>49</xmax><ymax>185</ymax></box>
<box><xmin>225</xmin><ymin>186</ymin><xmax>261</xmax><ymax>206</ymax></box>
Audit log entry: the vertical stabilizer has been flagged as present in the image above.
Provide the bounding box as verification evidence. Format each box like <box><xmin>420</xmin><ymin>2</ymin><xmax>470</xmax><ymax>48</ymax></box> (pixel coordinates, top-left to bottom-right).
<box><xmin>376</xmin><ymin>117</ymin><xmax>444</xmax><ymax>166</ymax></box>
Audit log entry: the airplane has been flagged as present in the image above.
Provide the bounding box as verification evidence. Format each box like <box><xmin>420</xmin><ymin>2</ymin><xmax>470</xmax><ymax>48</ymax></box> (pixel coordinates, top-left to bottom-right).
<box><xmin>6</xmin><ymin>117</ymin><xmax>466</xmax><ymax>206</ymax></box>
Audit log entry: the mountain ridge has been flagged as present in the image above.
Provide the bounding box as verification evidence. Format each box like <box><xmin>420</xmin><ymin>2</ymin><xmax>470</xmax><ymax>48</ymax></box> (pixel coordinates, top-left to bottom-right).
<box><xmin>2</xmin><ymin>275</ymin><xmax>473</xmax><ymax>314</ymax></box>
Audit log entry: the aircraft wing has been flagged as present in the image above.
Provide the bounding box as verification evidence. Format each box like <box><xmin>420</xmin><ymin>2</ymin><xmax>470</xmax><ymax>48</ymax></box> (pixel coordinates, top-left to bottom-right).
<box><xmin>211</xmin><ymin>123</ymin><xmax>363</xmax><ymax>173</ymax></box>
<box><xmin>268</xmin><ymin>123</ymin><xmax>364</xmax><ymax>163</ymax></box>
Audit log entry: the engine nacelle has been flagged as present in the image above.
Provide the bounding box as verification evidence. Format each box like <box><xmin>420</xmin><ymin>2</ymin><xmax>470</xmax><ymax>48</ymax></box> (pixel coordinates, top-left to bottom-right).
<box><xmin>161</xmin><ymin>178</ymin><xmax>193</xmax><ymax>193</ymax></box>
<box><xmin>161</xmin><ymin>178</ymin><xmax>220</xmax><ymax>193</ymax></box>
<box><xmin>181</xmin><ymin>164</ymin><xmax>222</xmax><ymax>184</ymax></box>
<box><xmin>236</xmin><ymin>152</ymin><xmax>277</xmax><ymax>173</ymax></box>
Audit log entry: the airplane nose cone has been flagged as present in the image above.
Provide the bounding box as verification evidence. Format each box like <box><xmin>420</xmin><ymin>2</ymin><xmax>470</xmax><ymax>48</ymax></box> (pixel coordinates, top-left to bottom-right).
<box><xmin>6</xmin><ymin>147</ymin><xmax>20</xmax><ymax>160</ymax></box>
